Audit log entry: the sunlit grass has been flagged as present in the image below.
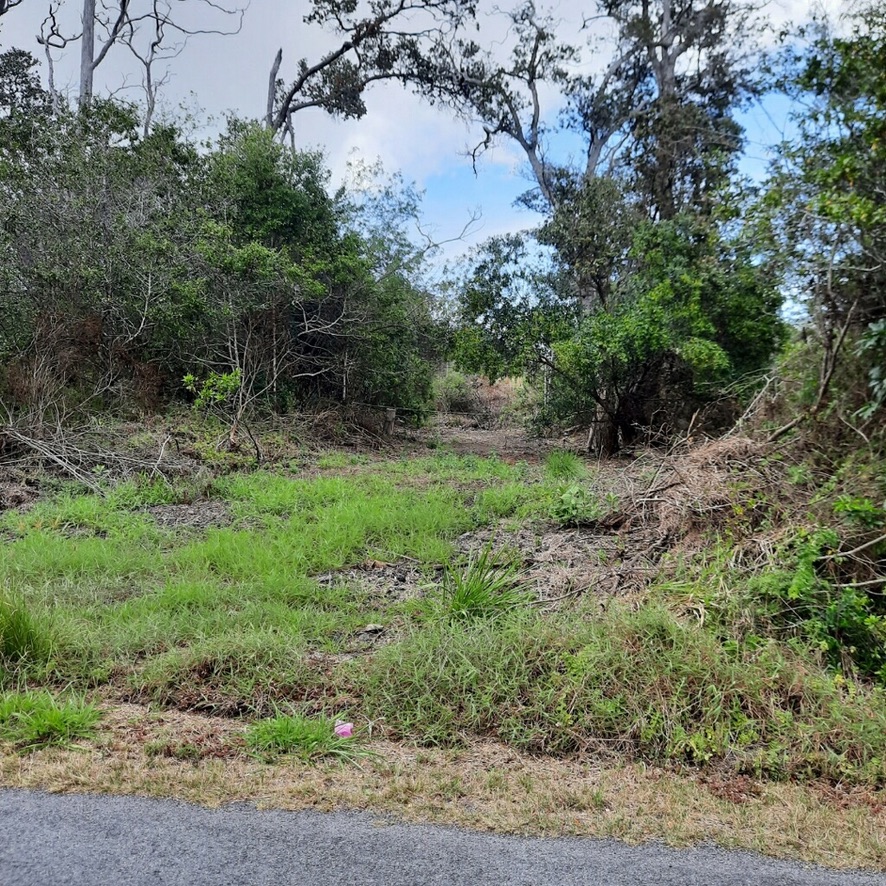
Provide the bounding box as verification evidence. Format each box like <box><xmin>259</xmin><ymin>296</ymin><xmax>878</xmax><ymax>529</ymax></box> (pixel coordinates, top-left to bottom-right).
<box><xmin>0</xmin><ymin>455</ymin><xmax>547</xmax><ymax>698</ymax></box>
<box><xmin>0</xmin><ymin>445</ymin><xmax>883</xmax><ymax>791</ymax></box>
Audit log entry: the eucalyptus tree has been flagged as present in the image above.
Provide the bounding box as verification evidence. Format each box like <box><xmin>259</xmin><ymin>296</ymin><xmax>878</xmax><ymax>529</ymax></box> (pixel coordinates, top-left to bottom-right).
<box><xmin>443</xmin><ymin>0</ymin><xmax>776</xmax><ymax>453</ymax></box>
<box><xmin>427</xmin><ymin>0</ymin><xmax>759</xmax><ymax>217</ymax></box>
<box><xmin>265</xmin><ymin>0</ymin><xmax>477</xmax><ymax>145</ymax></box>
<box><xmin>22</xmin><ymin>0</ymin><xmax>243</xmax><ymax>111</ymax></box>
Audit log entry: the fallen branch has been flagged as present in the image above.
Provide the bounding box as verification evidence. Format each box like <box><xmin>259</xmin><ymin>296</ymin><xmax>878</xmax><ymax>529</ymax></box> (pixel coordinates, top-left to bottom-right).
<box><xmin>0</xmin><ymin>426</ymin><xmax>105</xmax><ymax>495</ymax></box>
<box><xmin>818</xmin><ymin>534</ymin><xmax>886</xmax><ymax>562</ymax></box>
<box><xmin>768</xmin><ymin>297</ymin><xmax>859</xmax><ymax>444</ymax></box>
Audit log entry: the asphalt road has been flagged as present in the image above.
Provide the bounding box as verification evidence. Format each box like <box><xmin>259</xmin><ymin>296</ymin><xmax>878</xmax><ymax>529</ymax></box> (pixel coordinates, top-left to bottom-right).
<box><xmin>1</xmin><ymin>788</ymin><xmax>884</xmax><ymax>885</ymax></box>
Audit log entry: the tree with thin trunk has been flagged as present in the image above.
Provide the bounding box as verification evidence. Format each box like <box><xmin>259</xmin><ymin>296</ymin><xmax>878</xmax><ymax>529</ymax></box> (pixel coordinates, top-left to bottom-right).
<box><xmin>35</xmin><ymin>0</ymin><xmax>243</xmax><ymax>111</ymax></box>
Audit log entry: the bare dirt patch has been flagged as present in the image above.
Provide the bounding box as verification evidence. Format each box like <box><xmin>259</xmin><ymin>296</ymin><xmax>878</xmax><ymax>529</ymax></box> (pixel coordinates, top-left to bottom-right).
<box><xmin>0</xmin><ymin>481</ymin><xmax>37</xmax><ymax>512</ymax></box>
<box><xmin>455</xmin><ymin>525</ymin><xmax>663</xmax><ymax>604</ymax></box>
<box><xmin>313</xmin><ymin>523</ymin><xmax>664</xmax><ymax>610</ymax></box>
<box><xmin>146</xmin><ymin>501</ymin><xmax>231</xmax><ymax>532</ymax></box>
<box><xmin>413</xmin><ymin>417</ymin><xmax>565</xmax><ymax>462</ymax></box>
<box><xmin>316</xmin><ymin>559</ymin><xmax>436</xmax><ymax>605</ymax></box>
<box><xmin>101</xmin><ymin>704</ymin><xmax>245</xmax><ymax>761</ymax></box>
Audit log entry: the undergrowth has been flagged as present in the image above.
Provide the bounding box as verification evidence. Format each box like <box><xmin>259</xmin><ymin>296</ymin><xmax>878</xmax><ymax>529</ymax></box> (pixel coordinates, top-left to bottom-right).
<box><xmin>358</xmin><ymin>603</ymin><xmax>886</xmax><ymax>783</ymax></box>
<box><xmin>1</xmin><ymin>445</ymin><xmax>884</xmax><ymax>787</ymax></box>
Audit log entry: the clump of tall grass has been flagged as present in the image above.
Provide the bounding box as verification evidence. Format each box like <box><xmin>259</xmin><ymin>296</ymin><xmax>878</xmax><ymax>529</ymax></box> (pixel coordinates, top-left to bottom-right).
<box><xmin>437</xmin><ymin>545</ymin><xmax>533</xmax><ymax>622</ymax></box>
<box><xmin>245</xmin><ymin>710</ymin><xmax>376</xmax><ymax>764</ymax></box>
<box><xmin>544</xmin><ymin>450</ymin><xmax>585</xmax><ymax>481</ymax></box>
<box><xmin>0</xmin><ymin>690</ymin><xmax>100</xmax><ymax>751</ymax></box>
<box><xmin>0</xmin><ymin>595</ymin><xmax>53</xmax><ymax>667</ymax></box>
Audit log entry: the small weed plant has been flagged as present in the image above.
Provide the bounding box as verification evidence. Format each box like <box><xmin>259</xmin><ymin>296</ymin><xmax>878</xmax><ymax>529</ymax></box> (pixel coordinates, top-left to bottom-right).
<box><xmin>551</xmin><ymin>485</ymin><xmax>601</xmax><ymax>526</ymax></box>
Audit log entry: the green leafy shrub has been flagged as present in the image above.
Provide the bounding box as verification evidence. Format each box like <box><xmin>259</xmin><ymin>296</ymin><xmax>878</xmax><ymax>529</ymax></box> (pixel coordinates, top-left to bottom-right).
<box><xmin>726</xmin><ymin>530</ymin><xmax>886</xmax><ymax>682</ymax></box>
<box><xmin>432</xmin><ymin>369</ymin><xmax>480</xmax><ymax>414</ymax></box>
<box><xmin>833</xmin><ymin>495</ymin><xmax>886</xmax><ymax>529</ymax></box>
<box><xmin>855</xmin><ymin>319</ymin><xmax>886</xmax><ymax>420</ymax></box>
<box><xmin>184</xmin><ymin>369</ymin><xmax>242</xmax><ymax>411</ymax></box>
<box><xmin>550</xmin><ymin>484</ymin><xmax>612</xmax><ymax>526</ymax></box>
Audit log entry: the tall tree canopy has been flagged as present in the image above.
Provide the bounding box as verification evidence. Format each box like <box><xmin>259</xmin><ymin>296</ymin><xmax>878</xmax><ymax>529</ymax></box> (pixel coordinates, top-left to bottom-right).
<box><xmin>444</xmin><ymin>0</ymin><xmax>779</xmax><ymax>452</ymax></box>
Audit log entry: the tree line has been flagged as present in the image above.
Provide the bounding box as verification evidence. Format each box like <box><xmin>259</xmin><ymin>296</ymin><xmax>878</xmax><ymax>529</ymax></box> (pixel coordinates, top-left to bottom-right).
<box><xmin>0</xmin><ymin>0</ymin><xmax>883</xmax><ymax>451</ymax></box>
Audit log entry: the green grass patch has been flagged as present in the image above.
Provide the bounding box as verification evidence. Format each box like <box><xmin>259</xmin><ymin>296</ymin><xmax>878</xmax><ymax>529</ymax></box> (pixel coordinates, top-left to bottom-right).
<box><xmin>316</xmin><ymin>452</ymin><xmax>370</xmax><ymax>469</ymax></box>
<box><xmin>380</xmin><ymin>452</ymin><xmax>523</xmax><ymax>483</ymax></box>
<box><xmin>544</xmin><ymin>449</ymin><xmax>586</xmax><ymax>481</ymax></box>
<box><xmin>245</xmin><ymin>711</ymin><xmax>375</xmax><ymax>763</ymax></box>
<box><xmin>130</xmin><ymin>631</ymin><xmax>337</xmax><ymax>715</ymax></box>
<box><xmin>4</xmin><ymin>447</ymin><xmax>885</xmax><ymax>789</ymax></box>
<box><xmin>0</xmin><ymin>594</ymin><xmax>54</xmax><ymax>670</ymax></box>
<box><xmin>0</xmin><ymin>461</ymin><xmax>526</xmax><ymax>692</ymax></box>
<box><xmin>473</xmin><ymin>482</ymin><xmax>544</xmax><ymax>521</ymax></box>
<box><xmin>0</xmin><ymin>690</ymin><xmax>100</xmax><ymax>750</ymax></box>
<box><xmin>357</xmin><ymin>603</ymin><xmax>886</xmax><ymax>784</ymax></box>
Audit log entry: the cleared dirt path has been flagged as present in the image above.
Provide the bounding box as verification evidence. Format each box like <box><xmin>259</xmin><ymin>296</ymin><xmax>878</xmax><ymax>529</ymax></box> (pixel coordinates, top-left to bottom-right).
<box><xmin>2</xmin><ymin>789</ymin><xmax>884</xmax><ymax>886</ymax></box>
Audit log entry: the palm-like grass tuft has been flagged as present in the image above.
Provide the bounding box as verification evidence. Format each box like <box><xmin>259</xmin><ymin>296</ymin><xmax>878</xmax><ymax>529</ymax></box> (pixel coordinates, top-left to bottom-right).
<box><xmin>441</xmin><ymin>545</ymin><xmax>533</xmax><ymax>622</ymax></box>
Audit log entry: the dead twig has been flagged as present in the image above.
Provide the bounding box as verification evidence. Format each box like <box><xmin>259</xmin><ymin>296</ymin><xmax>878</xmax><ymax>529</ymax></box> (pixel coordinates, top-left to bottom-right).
<box><xmin>0</xmin><ymin>426</ymin><xmax>105</xmax><ymax>495</ymax></box>
<box><xmin>818</xmin><ymin>534</ymin><xmax>886</xmax><ymax>563</ymax></box>
<box><xmin>768</xmin><ymin>297</ymin><xmax>859</xmax><ymax>443</ymax></box>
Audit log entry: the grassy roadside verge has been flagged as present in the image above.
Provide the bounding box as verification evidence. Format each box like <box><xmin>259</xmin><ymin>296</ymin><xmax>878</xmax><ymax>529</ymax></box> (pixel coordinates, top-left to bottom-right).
<box><xmin>1</xmin><ymin>703</ymin><xmax>883</xmax><ymax>871</ymax></box>
<box><xmin>1</xmin><ymin>445</ymin><xmax>885</xmax><ymax>869</ymax></box>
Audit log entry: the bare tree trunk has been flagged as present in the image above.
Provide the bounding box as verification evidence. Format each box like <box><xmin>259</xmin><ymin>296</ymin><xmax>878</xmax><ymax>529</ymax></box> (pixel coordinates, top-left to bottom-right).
<box><xmin>587</xmin><ymin>414</ymin><xmax>620</xmax><ymax>457</ymax></box>
<box><xmin>142</xmin><ymin>61</ymin><xmax>156</xmax><ymax>137</ymax></box>
<box><xmin>266</xmin><ymin>48</ymin><xmax>282</xmax><ymax>129</ymax></box>
<box><xmin>80</xmin><ymin>0</ymin><xmax>96</xmax><ymax>104</ymax></box>
<box><xmin>42</xmin><ymin>39</ymin><xmax>62</xmax><ymax>112</ymax></box>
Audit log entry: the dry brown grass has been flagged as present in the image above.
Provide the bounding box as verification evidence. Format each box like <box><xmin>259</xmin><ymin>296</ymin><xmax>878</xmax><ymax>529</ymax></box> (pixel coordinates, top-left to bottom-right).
<box><xmin>0</xmin><ymin>703</ymin><xmax>883</xmax><ymax>872</ymax></box>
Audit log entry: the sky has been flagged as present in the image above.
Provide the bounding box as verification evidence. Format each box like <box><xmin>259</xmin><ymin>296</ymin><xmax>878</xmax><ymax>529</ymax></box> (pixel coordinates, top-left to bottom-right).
<box><xmin>0</xmin><ymin>0</ymin><xmax>847</xmax><ymax>261</ymax></box>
